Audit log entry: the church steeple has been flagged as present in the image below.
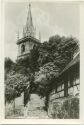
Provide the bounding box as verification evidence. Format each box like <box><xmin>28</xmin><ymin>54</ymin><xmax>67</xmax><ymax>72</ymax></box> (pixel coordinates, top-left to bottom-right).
<box><xmin>17</xmin><ymin>3</ymin><xmax>40</xmax><ymax>59</ymax></box>
<box><xmin>23</xmin><ymin>3</ymin><xmax>35</xmax><ymax>37</ymax></box>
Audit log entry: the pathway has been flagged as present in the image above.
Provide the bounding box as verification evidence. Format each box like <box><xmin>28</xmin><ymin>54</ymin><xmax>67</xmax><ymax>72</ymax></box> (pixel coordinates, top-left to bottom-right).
<box><xmin>24</xmin><ymin>94</ymin><xmax>49</xmax><ymax>118</ymax></box>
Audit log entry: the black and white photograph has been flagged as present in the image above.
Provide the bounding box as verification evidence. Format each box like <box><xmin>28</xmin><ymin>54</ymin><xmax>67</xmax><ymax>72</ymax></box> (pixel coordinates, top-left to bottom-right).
<box><xmin>3</xmin><ymin>0</ymin><xmax>80</xmax><ymax>120</ymax></box>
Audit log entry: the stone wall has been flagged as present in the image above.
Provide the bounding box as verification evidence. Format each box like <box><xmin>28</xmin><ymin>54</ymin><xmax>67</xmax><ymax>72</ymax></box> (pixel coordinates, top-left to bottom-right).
<box><xmin>48</xmin><ymin>96</ymin><xmax>79</xmax><ymax>119</ymax></box>
<box><xmin>5</xmin><ymin>93</ymin><xmax>24</xmax><ymax>118</ymax></box>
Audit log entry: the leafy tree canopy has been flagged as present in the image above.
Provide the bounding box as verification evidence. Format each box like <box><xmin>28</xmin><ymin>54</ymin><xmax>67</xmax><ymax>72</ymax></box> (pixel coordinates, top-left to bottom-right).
<box><xmin>5</xmin><ymin>71</ymin><xmax>30</xmax><ymax>103</ymax></box>
<box><xmin>5</xmin><ymin>34</ymin><xmax>79</xmax><ymax>103</ymax></box>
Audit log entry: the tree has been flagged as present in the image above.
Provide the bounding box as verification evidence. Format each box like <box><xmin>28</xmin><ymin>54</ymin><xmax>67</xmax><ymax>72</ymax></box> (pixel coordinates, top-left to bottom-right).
<box><xmin>29</xmin><ymin>44</ymin><xmax>40</xmax><ymax>72</ymax></box>
<box><xmin>5</xmin><ymin>57</ymin><xmax>15</xmax><ymax>79</ymax></box>
<box><xmin>5</xmin><ymin>57</ymin><xmax>14</xmax><ymax>71</ymax></box>
<box><xmin>5</xmin><ymin>34</ymin><xmax>79</xmax><ymax>107</ymax></box>
<box><xmin>34</xmin><ymin>62</ymin><xmax>59</xmax><ymax>95</ymax></box>
<box><xmin>34</xmin><ymin>35</ymin><xmax>79</xmax><ymax>110</ymax></box>
<box><xmin>48</xmin><ymin>35</ymin><xmax>79</xmax><ymax>71</ymax></box>
<box><xmin>5</xmin><ymin>71</ymin><xmax>30</xmax><ymax>103</ymax></box>
<box><xmin>38</xmin><ymin>42</ymin><xmax>53</xmax><ymax>66</ymax></box>
<box><xmin>59</xmin><ymin>36</ymin><xmax>79</xmax><ymax>60</ymax></box>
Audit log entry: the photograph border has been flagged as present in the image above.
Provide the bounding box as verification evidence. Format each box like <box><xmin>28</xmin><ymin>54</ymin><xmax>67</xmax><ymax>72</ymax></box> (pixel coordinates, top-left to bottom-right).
<box><xmin>0</xmin><ymin>0</ymin><xmax>84</xmax><ymax>124</ymax></box>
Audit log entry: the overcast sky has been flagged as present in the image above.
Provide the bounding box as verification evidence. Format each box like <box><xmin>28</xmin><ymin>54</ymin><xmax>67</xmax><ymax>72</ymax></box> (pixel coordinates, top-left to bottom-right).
<box><xmin>4</xmin><ymin>1</ymin><xmax>79</xmax><ymax>61</ymax></box>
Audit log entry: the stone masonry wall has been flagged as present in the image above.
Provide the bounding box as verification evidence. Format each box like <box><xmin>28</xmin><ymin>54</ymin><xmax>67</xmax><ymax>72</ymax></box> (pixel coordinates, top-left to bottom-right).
<box><xmin>48</xmin><ymin>95</ymin><xmax>79</xmax><ymax>119</ymax></box>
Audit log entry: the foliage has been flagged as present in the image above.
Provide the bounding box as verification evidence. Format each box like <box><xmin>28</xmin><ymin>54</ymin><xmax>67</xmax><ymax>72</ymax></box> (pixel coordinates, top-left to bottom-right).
<box><xmin>34</xmin><ymin>35</ymin><xmax>79</xmax><ymax>99</ymax></box>
<box><xmin>35</xmin><ymin>62</ymin><xmax>59</xmax><ymax>82</ymax></box>
<box><xmin>29</xmin><ymin>44</ymin><xmax>40</xmax><ymax>72</ymax></box>
<box><xmin>38</xmin><ymin>35</ymin><xmax>79</xmax><ymax>71</ymax></box>
<box><xmin>16</xmin><ymin>56</ymin><xmax>30</xmax><ymax>69</ymax></box>
<box><xmin>5</xmin><ymin>71</ymin><xmax>30</xmax><ymax>103</ymax></box>
<box><xmin>5</xmin><ymin>57</ymin><xmax>14</xmax><ymax>71</ymax></box>
<box><xmin>5</xmin><ymin>57</ymin><xmax>15</xmax><ymax>79</ymax></box>
<box><xmin>5</xmin><ymin>34</ymin><xmax>79</xmax><ymax>103</ymax></box>
<box><xmin>34</xmin><ymin>62</ymin><xmax>60</xmax><ymax>99</ymax></box>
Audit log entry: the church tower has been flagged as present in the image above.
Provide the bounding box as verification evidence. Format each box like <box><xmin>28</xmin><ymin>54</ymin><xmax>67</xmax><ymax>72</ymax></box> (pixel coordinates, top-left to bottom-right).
<box><xmin>17</xmin><ymin>3</ymin><xmax>40</xmax><ymax>59</ymax></box>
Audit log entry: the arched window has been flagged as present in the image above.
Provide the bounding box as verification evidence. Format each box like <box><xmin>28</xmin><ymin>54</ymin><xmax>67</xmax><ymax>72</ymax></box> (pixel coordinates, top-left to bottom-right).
<box><xmin>21</xmin><ymin>44</ymin><xmax>25</xmax><ymax>53</ymax></box>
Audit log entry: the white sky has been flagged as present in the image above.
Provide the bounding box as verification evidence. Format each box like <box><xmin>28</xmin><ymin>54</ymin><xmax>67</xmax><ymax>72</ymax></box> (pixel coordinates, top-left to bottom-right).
<box><xmin>4</xmin><ymin>1</ymin><xmax>79</xmax><ymax>61</ymax></box>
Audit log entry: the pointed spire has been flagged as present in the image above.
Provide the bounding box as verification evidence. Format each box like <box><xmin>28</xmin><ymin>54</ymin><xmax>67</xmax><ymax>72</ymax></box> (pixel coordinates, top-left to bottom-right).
<box><xmin>26</xmin><ymin>3</ymin><xmax>33</xmax><ymax>27</ymax></box>
<box><xmin>23</xmin><ymin>3</ymin><xmax>35</xmax><ymax>37</ymax></box>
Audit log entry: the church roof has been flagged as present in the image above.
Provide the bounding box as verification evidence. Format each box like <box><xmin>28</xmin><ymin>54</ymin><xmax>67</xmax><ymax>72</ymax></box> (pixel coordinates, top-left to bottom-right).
<box><xmin>17</xmin><ymin>3</ymin><xmax>41</xmax><ymax>44</ymax></box>
<box><xmin>17</xmin><ymin>36</ymin><xmax>40</xmax><ymax>45</ymax></box>
<box><xmin>59</xmin><ymin>51</ymin><xmax>80</xmax><ymax>76</ymax></box>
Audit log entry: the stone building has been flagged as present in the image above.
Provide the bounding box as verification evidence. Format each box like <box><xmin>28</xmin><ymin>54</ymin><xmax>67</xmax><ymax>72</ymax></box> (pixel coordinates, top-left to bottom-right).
<box><xmin>17</xmin><ymin>4</ymin><xmax>40</xmax><ymax>59</ymax></box>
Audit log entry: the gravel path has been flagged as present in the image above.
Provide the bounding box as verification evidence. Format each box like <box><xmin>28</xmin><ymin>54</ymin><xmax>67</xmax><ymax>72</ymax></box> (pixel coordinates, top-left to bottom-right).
<box><xmin>24</xmin><ymin>94</ymin><xmax>49</xmax><ymax>118</ymax></box>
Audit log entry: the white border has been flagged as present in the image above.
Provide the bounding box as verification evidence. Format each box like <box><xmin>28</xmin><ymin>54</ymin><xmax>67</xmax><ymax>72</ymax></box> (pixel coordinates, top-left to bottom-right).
<box><xmin>0</xmin><ymin>0</ymin><xmax>84</xmax><ymax>124</ymax></box>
